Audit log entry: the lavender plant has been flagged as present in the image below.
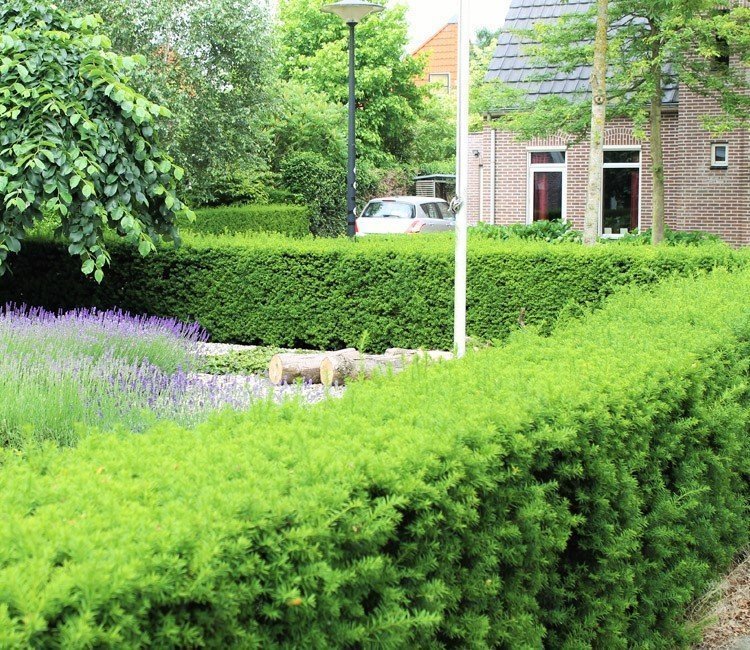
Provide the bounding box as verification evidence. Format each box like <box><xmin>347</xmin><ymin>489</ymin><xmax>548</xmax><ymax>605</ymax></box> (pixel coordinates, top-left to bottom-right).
<box><xmin>0</xmin><ymin>306</ymin><xmax>271</xmax><ymax>447</ymax></box>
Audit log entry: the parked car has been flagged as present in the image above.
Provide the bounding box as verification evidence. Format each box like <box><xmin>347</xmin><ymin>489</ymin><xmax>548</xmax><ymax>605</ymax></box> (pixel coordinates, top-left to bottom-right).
<box><xmin>355</xmin><ymin>196</ymin><xmax>455</xmax><ymax>235</ymax></box>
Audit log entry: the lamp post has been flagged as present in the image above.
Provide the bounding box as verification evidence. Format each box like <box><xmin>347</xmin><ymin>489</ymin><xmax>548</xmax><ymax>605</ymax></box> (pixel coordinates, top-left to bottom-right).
<box><xmin>321</xmin><ymin>0</ymin><xmax>384</xmax><ymax>237</ymax></box>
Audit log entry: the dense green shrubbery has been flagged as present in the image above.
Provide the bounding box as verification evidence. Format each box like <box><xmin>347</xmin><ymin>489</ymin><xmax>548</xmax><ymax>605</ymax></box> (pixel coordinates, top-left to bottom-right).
<box><xmin>617</xmin><ymin>226</ymin><xmax>724</xmax><ymax>246</ymax></box>
<box><xmin>185</xmin><ymin>205</ymin><xmax>311</xmax><ymax>237</ymax></box>
<box><xmin>280</xmin><ymin>152</ymin><xmax>346</xmax><ymax>237</ymax></box>
<box><xmin>0</xmin><ymin>271</ymin><xmax>748</xmax><ymax>646</ymax></box>
<box><xmin>473</xmin><ymin>219</ymin><xmax>583</xmax><ymax>243</ymax></box>
<box><xmin>1</xmin><ymin>234</ymin><xmax>744</xmax><ymax>351</ymax></box>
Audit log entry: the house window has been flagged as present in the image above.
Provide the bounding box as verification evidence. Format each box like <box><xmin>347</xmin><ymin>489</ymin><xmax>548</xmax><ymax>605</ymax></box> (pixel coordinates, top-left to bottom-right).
<box><xmin>711</xmin><ymin>143</ymin><xmax>728</xmax><ymax>168</ymax></box>
<box><xmin>602</xmin><ymin>149</ymin><xmax>640</xmax><ymax>236</ymax></box>
<box><xmin>428</xmin><ymin>73</ymin><xmax>450</xmax><ymax>92</ymax></box>
<box><xmin>528</xmin><ymin>150</ymin><xmax>566</xmax><ymax>222</ymax></box>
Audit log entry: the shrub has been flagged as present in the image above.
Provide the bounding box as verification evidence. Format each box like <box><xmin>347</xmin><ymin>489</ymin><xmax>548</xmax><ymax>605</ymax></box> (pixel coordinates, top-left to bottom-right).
<box><xmin>189</xmin><ymin>165</ymin><xmax>274</xmax><ymax>207</ymax></box>
<box><xmin>184</xmin><ymin>205</ymin><xmax>311</xmax><ymax>238</ymax></box>
<box><xmin>1</xmin><ymin>234</ymin><xmax>744</xmax><ymax>352</ymax></box>
<box><xmin>473</xmin><ymin>220</ymin><xmax>583</xmax><ymax>243</ymax></box>
<box><xmin>0</xmin><ymin>270</ymin><xmax>748</xmax><ymax>646</ymax></box>
<box><xmin>280</xmin><ymin>151</ymin><xmax>346</xmax><ymax>237</ymax></box>
<box><xmin>617</xmin><ymin>226</ymin><xmax>724</xmax><ymax>245</ymax></box>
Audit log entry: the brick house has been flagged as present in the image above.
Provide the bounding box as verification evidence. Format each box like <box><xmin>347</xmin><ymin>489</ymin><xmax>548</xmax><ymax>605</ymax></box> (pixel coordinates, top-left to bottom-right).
<box><xmin>467</xmin><ymin>0</ymin><xmax>750</xmax><ymax>245</ymax></box>
<box><xmin>411</xmin><ymin>17</ymin><xmax>458</xmax><ymax>93</ymax></box>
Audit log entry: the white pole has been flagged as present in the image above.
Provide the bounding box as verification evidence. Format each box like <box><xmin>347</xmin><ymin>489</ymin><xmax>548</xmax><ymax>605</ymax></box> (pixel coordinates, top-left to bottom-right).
<box><xmin>454</xmin><ymin>0</ymin><xmax>470</xmax><ymax>357</ymax></box>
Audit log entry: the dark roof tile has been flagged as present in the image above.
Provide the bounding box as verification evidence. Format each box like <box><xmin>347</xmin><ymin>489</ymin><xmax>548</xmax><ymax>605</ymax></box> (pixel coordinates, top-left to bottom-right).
<box><xmin>485</xmin><ymin>0</ymin><xmax>678</xmax><ymax>107</ymax></box>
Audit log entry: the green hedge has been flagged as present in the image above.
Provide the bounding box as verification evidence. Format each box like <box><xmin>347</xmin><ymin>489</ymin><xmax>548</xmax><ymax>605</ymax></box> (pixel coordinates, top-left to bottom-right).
<box><xmin>0</xmin><ymin>233</ymin><xmax>745</xmax><ymax>351</ymax></box>
<box><xmin>1</xmin><ymin>270</ymin><xmax>749</xmax><ymax>646</ymax></box>
<box><xmin>184</xmin><ymin>204</ymin><xmax>311</xmax><ymax>237</ymax></box>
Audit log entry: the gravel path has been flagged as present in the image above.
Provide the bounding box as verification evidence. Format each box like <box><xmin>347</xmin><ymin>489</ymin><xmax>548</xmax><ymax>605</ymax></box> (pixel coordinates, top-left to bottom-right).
<box><xmin>196</xmin><ymin>342</ymin><xmax>258</xmax><ymax>356</ymax></box>
<box><xmin>191</xmin><ymin>372</ymin><xmax>345</xmax><ymax>405</ymax></box>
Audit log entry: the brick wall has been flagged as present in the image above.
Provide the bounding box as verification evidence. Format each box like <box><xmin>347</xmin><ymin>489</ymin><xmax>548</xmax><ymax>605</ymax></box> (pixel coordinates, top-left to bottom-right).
<box><xmin>468</xmin><ymin>90</ymin><xmax>750</xmax><ymax>244</ymax></box>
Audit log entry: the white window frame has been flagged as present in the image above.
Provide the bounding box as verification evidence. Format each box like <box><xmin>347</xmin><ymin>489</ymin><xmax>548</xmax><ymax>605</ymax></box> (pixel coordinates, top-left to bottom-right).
<box><xmin>600</xmin><ymin>146</ymin><xmax>642</xmax><ymax>238</ymax></box>
<box><xmin>711</xmin><ymin>142</ymin><xmax>729</xmax><ymax>168</ymax></box>
<box><xmin>428</xmin><ymin>72</ymin><xmax>451</xmax><ymax>92</ymax></box>
<box><xmin>526</xmin><ymin>147</ymin><xmax>567</xmax><ymax>225</ymax></box>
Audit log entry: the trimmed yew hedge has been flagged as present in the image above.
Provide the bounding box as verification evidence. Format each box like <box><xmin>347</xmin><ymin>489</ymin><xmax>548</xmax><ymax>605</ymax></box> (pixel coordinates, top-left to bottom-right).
<box><xmin>0</xmin><ymin>233</ymin><xmax>744</xmax><ymax>351</ymax></box>
<box><xmin>185</xmin><ymin>204</ymin><xmax>311</xmax><ymax>237</ymax></box>
<box><xmin>1</xmin><ymin>270</ymin><xmax>749</xmax><ymax>647</ymax></box>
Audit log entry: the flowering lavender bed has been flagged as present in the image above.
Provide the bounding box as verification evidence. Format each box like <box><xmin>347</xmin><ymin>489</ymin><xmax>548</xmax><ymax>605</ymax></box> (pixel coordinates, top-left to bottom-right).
<box><xmin>0</xmin><ymin>305</ymin><xmax>339</xmax><ymax>448</ymax></box>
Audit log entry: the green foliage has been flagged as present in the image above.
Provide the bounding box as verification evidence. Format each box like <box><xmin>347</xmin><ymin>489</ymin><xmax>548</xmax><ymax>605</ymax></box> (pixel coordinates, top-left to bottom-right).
<box><xmin>185</xmin><ymin>205</ymin><xmax>311</xmax><ymax>238</ymax></box>
<box><xmin>277</xmin><ymin>0</ymin><xmax>425</xmax><ymax>167</ymax></box>
<box><xmin>269</xmin><ymin>79</ymin><xmax>347</xmax><ymax>174</ymax></box>
<box><xmin>62</xmin><ymin>0</ymin><xmax>276</xmax><ymax>206</ymax></box>
<box><xmin>197</xmin><ymin>166</ymin><xmax>273</xmax><ymax>208</ymax></box>
<box><xmin>280</xmin><ymin>152</ymin><xmax>345</xmax><ymax>237</ymax></box>
<box><xmin>473</xmin><ymin>220</ymin><xmax>583</xmax><ymax>243</ymax></box>
<box><xmin>1</xmin><ymin>270</ymin><xmax>749</xmax><ymax>646</ymax></box>
<box><xmin>0</xmin><ymin>0</ymin><xmax>191</xmax><ymax>278</ymax></box>
<box><xmin>499</xmin><ymin>0</ymin><xmax>750</xmax><ymax>137</ymax></box>
<box><xmin>1</xmin><ymin>233</ymin><xmax>745</xmax><ymax>352</ymax></box>
<box><xmin>617</xmin><ymin>226</ymin><xmax>723</xmax><ymax>246</ymax></box>
<box><xmin>197</xmin><ymin>347</ymin><xmax>283</xmax><ymax>376</ymax></box>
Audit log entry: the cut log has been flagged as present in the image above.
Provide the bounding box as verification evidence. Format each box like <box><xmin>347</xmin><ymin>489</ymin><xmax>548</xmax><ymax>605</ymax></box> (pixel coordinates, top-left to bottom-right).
<box><xmin>268</xmin><ymin>348</ymin><xmax>358</xmax><ymax>385</ymax></box>
<box><xmin>269</xmin><ymin>353</ymin><xmax>325</xmax><ymax>385</ymax></box>
<box><xmin>320</xmin><ymin>353</ymin><xmax>408</xmax><ymax>387</ymax></box>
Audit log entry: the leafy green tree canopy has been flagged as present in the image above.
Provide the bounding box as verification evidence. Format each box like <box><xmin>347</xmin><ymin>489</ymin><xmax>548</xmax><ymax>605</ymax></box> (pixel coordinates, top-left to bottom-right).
<box><xmin>62</xmin><ymin>0</ymin><xmax>276</xmax><ymax>206</ymax></box>
<box><xmin>277</xmin><ymin>0</ymin><xmax>425</xmax><ymax>167</ymax></box>
<box><xmin>0</xmin><ymin>0</ymin><xmax>191</xmax><ymax>279</ymax></box>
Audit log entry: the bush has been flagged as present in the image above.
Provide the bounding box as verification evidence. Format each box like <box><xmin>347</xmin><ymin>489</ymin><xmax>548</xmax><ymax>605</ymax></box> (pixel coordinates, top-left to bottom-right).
<box><xmin>184</xmin><ymin>205</ymin><xmax>311</xmax><ymax>238</ymax></box>
<box><xmin>617</xmin><ymin>226</ymin><xmax>724</xmax><ymax>246</ymax></box>
<box><xmin>280</xmin><ymin>152</ymin><xmax>346</xmax><ymax>237</ymax></box>
<box><xmin>472</xmin><ymin>220</ymin><xmax>583</xmax><ymax>243</ymax></box>
<box><xmin>0</xmin><ymin>234</ymin><xmax>744</xmax><ymax>352</ymax></box>
<box><xmin>0</xmin><ymin>270</ymin><xmax>748</xmax><ymax>646</ymax></box>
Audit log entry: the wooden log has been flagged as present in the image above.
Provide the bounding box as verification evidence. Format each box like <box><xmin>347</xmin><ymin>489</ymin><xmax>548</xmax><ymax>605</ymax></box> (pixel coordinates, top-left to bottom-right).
<box><xmin>320</xmin><ymin>353</ymin><xmax>408</xmax><ymax>387</ymax></box>
<box><xmin>268</xmin><ymin>348</ymin><xmax>358</xmax><ymax>385</ymax></box>
<box><xmin>385</xmin><ymin>348</ymin><xmax>454</xmax><ymax>361</ymax></box>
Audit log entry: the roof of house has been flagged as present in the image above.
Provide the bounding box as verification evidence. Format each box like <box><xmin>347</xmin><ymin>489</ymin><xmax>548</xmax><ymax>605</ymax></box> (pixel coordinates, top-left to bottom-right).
<box><xmin>485</xmin><ymin>0</ymin><xmax>679</xmax><ymax>107</ymax></box>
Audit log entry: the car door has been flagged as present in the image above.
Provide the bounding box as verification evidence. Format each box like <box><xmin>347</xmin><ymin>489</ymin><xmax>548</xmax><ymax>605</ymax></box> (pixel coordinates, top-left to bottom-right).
<box><xmin>421</xmin><ymin>202</ymin><xmax>454</xmax><ymax>232</ymax></box>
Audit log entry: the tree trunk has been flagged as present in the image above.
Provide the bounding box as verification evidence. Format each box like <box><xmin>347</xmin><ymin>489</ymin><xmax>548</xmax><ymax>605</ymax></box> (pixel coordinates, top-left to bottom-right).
<box><xmin>583</xmin><ymin>0</ymin><xmax>609</xmax><ymax>246</ymax></box>
<box><xmin>269</xmin><ymin>348</ymin><xmax>358</xmax><ymax>385</ymax></box>
<box><xmin>650</xmin><ymin>35</ymin><xmax>665</xmax><ymax>245</ymax></box>
<box><xmin>320</xmin><ymin>353</ymin><xmax>408</xmax><ymax>387</ymax></box>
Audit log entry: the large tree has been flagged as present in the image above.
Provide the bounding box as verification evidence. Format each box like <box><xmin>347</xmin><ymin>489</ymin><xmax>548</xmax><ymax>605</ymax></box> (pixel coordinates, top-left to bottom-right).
<box><xmin>583</xmin><ymin>0</ymin><xmax>609</xmax><ymax>246</ymax></box>
<box><xmin>501</xmin><ymin>0</ymin><xmax>750</xmax><ymax>243</ymax></box>
<box><xmin>277</xmin><ymin>0</ymin><xmax>425</xmax><ymax>168</ymax></box>
<box><xmin>61</xmin><ymin>0</ymin><xmax>276</xmax><ymax>206</ymax></box>
<box><xmin>0</xmin><ymin>0</ymin><xmax>190</xmax><ymax>279</ymax></box>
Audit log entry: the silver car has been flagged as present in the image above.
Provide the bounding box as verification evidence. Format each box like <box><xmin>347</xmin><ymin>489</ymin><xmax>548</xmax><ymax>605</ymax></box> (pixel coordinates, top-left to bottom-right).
<box><xmin>355</xmin><ymin>196</ymin><xmax>455</xmax><ymax>235</ymax></box>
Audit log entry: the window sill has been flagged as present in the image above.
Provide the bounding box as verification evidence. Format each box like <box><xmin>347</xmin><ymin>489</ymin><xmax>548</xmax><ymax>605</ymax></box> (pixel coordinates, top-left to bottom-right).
<box><xmin>710</xmin><ymin>165</ymin><xmax>728</xmax><ymax>170</ymax></box>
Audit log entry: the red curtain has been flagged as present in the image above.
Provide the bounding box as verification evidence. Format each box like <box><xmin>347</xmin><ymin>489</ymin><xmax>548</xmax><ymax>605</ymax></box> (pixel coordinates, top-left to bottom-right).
<box><xmin>535</xmin><ymin>173</ymin><xmax>549</xmax><ymax>221</ymax></box>
<box><xmin>630</xmin><ymin>171</ymin><xmax>639</xmax><ymax>231</ymax></box>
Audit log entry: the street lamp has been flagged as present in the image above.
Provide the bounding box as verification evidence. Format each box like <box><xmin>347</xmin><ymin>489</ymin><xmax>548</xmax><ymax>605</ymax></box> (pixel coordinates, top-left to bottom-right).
<box><xmin>321</xmin><ymin>0</ymin><xmax>383</xmax><ymax>237</ymax></box>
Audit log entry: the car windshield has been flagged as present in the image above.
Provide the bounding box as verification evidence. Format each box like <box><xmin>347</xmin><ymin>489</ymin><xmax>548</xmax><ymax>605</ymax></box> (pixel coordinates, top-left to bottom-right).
<box><xmin>361</xmin><ymin>201</ymin><xmax>415</xmax><ymax>219</ymax></box>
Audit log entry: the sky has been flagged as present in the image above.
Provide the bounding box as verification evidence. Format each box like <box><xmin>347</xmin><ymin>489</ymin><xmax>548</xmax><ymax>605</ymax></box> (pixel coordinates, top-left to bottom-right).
<box><xmin>403</xmin><ymin>0</ymin><xmax>512</xmax><ymax>51</ymax></box>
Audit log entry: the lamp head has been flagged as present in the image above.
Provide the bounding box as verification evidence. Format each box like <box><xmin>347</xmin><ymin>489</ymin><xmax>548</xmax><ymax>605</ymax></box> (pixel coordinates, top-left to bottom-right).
<box><xmin>321</xmin><ymin>0</ymin><xmax>384</xmax><ymax>24</ymax></box>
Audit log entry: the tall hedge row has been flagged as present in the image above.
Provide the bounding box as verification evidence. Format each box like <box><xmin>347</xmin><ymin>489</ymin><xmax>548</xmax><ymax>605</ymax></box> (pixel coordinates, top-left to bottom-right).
<box><xmin>1</xmin><ymin>270</ymin><xmax>749</xmax><ymax>647</ymax></box>
<box><xmin>184</xmin><ymin>204</ymin><xmax>311</xmax><ymax>237</ymax></box>
<box><xmin>0</xmin><ymin>234</ymin><xmax>744</xmax><ymax>351</ymax></box>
